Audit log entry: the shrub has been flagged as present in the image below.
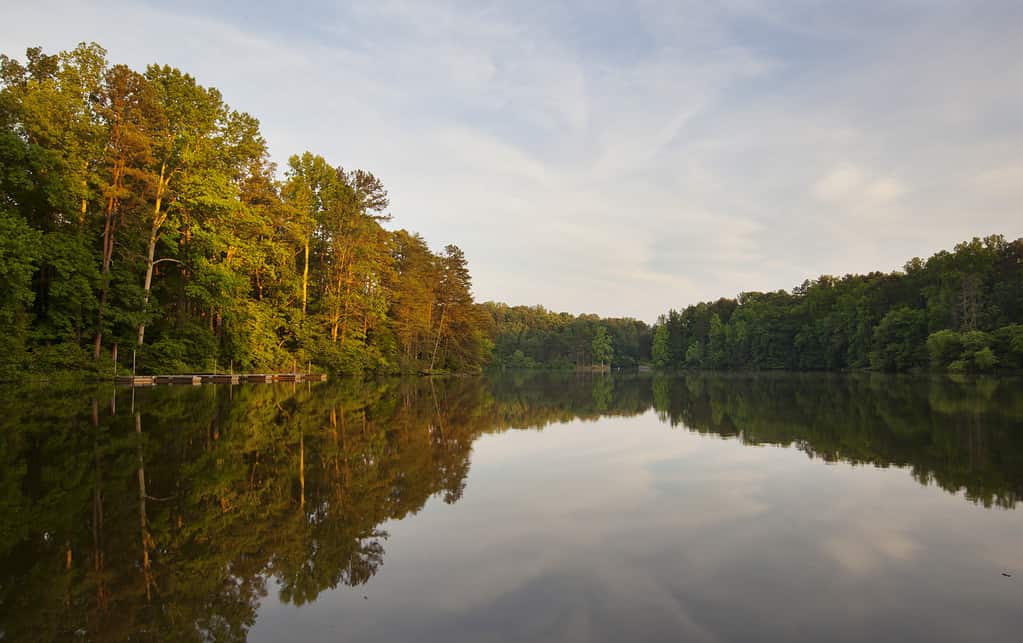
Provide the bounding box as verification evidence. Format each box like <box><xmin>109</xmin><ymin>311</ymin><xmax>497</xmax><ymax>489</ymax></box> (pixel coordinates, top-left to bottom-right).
<box><xmin>870</xmin><ymin>307</ymin><xmax>927</xmax><ymax>371</ymax></box>
<box><xmin>926</xmin><ymin>330</ymin><xmax>962</xmax><ymax>369</ymax></box>
<box><xmin>960</xmin><ymin>330</ymin><xmax>992</xmax><ymax>354</ymax></box>
<box><xmin>993</xmin><ymin>324</ymin><xmax>1023</xmax><ymax>369</ymax></box>
<box><xmin>973</xmin><ymin>347</ymin><xmax>998</xmax><ymax>372</ymax></box>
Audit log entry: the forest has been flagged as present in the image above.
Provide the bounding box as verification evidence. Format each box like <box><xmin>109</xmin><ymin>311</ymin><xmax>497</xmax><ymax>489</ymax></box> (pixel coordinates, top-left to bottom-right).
<box><xmin>3</xmin><ymin>43</ymin><xmax>1021</xmax><ymax>379</ymax></box>
<box><xmin>651</xmin><ymin>235</ymin><xmax>1023</xmax><ymax>373</ymax></box>
<box><xmin>479</xmin><ymin>302</ymin><xmax>651</xmax><ymax>370</ymax></box>
<box><xmin>0</xmin><ymin>43</ymin><xmax>488</xmax><ymax>377</ymax></box>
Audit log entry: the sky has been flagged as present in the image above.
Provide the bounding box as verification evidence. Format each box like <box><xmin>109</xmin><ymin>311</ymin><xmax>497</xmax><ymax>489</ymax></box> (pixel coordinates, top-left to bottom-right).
<box><xmin>3</xmin><ymin>0</ymin><xmax>1022</xmax><ymax>322</ymax></box>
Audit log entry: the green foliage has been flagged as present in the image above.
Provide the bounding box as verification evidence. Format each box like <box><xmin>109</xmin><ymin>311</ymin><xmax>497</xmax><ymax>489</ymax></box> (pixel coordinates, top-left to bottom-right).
<box><xmin>0</xmin><ymin>209</ymin><xmax>41</xmax><ymax>375</ymax></box>
<box><xmin>653</xmin><ymin>236</ymin><xmax>1023</xmax><ymax>373</ymax></box>
<box><xmin>707</xmin><ymin>313</ymin><xmax>727</xmax><ymax>368</ymax></box>
<box><xmin>923</xmin><ymin>327</ymin><xmax>1015</xmax><ymax>373</ymax></box>
<box><xmin>927</xmin><ymin>329</ymin><xmax>962</xmax><ymax>369</ymax></box>
<box><xmin>0</xmin><ymin>43</ymin><xmax>491</xmax><ymax>376</ymax></box>
<box><xmin>140</xmin><ymin>324</ymin><xmax>219</xmax><ymax>373</ymax></box>
<box><xmin>685</xmin><ymin>341</ymin><xmax>703</xmax><ymax>366</ymax></box>
<box><xmin>993</xmin><ymin>324</ymin><xmax>1023</xmax><ymax>369</ymax></box>
<box><xmin>507</xmin><ymin>349</ymin><xmax>538</xmax><ymax>368</ymax></box>
<box><xmin>4</xmin><ymin>42</ymin><xmax>1021</xmax><ymax>379</ymax></box>
<box><xmin>481</xmin><ymin>303</ymin><xmax>650</xmax><ymax>370</ymax></box>
<box><xmin>974</xmin><ymin>347</ymin><xmax>998</xmax><ymax>372</ymax></box>
<box><xmin>870</xmin><ymin>307</ymin><xmax>927</xmax><ymax>371</ymax></box>
<box><xmin>651</xmin><ymin>324</ymin><xmax>669</xmax><ymax>367</ymax></box>
<box><xmin>961</xmin><ymin>330</ymin><xmax>991</xmax><ymax>354</ymax></box>
<box><xmin>591</xmin><ymin>326</ymin><xmax>614</xmax><ymax>366</ymax></box>
<box><xmin>30</xmin><ymin>341</ymin><xmax>94</xmax><ymax>372</ymax></box>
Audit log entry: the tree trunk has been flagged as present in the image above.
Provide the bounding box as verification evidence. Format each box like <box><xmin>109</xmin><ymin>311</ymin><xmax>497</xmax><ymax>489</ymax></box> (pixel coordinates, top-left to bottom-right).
<box><xmin>91</xmin><ymin>399</ymin><xmax>107</xmax><ymax>609</ymax></box>
<box><xmin>76</xmin><ymin>181</ymin><xmax>88</xmax><ymax>344</ymax></box>
<box><xmin>94</xmin><ymin>151</ymin><xmax>124</xmax><ymax>360</ymax></box>
<box><xmin>429</xmin><ymin>305</ymin><xmax>446</xmax><ymax>373</ymax></box>
<box><xmin>136</xmin><ymin>226</ymin><xmax>158</xmax><ymax>347</ymax></box>
<box><xmin>302</xmin><ymin>239</ymin><xmax>309</xmax><ymax>317</ymax></box>
<box><xmin>137</xmin><ymin>164</ymin><xmax>167</xmax><ymax>348</ymax></box>
<box><xmin>136</xmin><ymin>412</ymin><xmax>152</xmax><ymax>602</ymax></box>
<box><xmin>340</xmin><ymin>262</ymin><xmax>354</xmax><ymax>348</ymax></box>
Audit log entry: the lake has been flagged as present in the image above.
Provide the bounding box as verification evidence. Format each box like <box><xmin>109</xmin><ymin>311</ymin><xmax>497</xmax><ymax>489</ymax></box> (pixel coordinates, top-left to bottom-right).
<box><xmin>1</xmin><ymin>372</ymin><xmax>1021</xmax><ymax>641</ymax></box>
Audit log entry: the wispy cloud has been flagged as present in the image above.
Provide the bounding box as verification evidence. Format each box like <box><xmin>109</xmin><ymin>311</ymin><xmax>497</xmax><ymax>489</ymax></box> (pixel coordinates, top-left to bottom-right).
<box><xmin>4</xmin><ymin>0</ymin><xmax>1022</xmax><ymax>320</ymax></box>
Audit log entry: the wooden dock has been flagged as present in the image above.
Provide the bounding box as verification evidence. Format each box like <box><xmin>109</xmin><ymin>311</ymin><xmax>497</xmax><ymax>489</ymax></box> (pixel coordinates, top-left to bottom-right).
<box><xmin>207</xmin><ymin>374</ymin><xmax>241</xmax><ymax>384</ymax></box>
<box><xmin>155</xmin><ymin>375</ymin><xmax>202</xmax><ymax>385</ymax></box>
<box><xmin>114</xmin><ymin>373</ymin><xmax>328</xmax><ymax>387</ymax></box>
<box><xmin>115</xmin><ymin>375</ymin><xmax>156</xmax><ymax>386</ymax></box>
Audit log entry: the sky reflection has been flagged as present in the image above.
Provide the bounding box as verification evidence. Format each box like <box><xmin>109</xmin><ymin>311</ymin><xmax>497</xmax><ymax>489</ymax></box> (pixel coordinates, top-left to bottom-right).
<box><xmin>251</xmin><ymin>403</ymin><xmax>1023</xmax><ymax>642</ymax></box>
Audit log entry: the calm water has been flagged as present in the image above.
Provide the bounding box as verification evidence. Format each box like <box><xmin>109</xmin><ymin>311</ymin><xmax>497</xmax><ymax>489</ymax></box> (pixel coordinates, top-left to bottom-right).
<box><xmin>1</xmin><ymin>373</ymin><xmax>1021</xmax><ymax>642</ymax></box>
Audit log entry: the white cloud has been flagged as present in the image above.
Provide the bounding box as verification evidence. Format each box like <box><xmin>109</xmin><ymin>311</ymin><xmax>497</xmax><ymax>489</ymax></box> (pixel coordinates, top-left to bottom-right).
<box><xmin>865</xmin><ymin>177</ymin><xmax>907</xmax><ymax>203</ymax></box>
<box><xmin>3</xmin><ymin>0</ymin><xmax>1022</xmax><ymax>321</ymax></box>
<box><xmin>813</xmin><ymin>166</ymin><xmax>906</xmax><ymax>206</ymax></box>
<box><xmin>813</xmin><ymin>165</ymin><xmax>867</xmax><ymax>202</ymax></box>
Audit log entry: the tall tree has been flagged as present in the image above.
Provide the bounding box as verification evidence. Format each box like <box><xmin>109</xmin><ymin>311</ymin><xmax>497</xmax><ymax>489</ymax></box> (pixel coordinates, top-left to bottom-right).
<box><xmin>135</xmin><ymin>65</ymin><xmax>228</xmax><ymax>348</ymax></box>
<box><xmin>591</xmin><ymin>326</ymin><xmax>613</xmax><ymax>368</ymax></box>
<box><xmin>94</xmin><ymin>63</ymin><xmax>160</xmax><ymax>358</ymax></box>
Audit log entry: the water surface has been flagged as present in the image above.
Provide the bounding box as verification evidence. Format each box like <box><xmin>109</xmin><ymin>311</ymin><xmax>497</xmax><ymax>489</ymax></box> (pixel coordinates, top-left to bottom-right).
<box><xmin>1</xmin><ymin>373</ymin><xmax>1021</xmax><ymax>641</ymax></box>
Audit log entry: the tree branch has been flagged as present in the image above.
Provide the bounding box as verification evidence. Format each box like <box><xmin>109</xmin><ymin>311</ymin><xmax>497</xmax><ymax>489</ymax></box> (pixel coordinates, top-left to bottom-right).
<box><xmin>153</xmin><ymin>257</ymin><xmax>184</xmax><ymax>266</ymax></box>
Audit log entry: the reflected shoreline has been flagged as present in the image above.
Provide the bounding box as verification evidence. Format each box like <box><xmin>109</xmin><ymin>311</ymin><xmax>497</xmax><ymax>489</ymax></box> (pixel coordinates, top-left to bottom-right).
<box><xmin>0</xmin><ymin>372</ymin><xmax>1020</xmax><ymax>640</ymax></box>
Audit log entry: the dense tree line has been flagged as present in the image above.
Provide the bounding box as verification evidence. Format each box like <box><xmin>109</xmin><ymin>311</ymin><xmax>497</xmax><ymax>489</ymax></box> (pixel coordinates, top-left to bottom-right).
<box><xmin>5</xmin><ymin>44</ymin><xmax>1020</xmax><ymax>380</ymax></box>
<box><xmin>479</xmin><ymin>302</ymin><xmax>651</xmax><ymax>369</ymax></box>
<box><xmin>652</xmin><ymin>236</ymin><xmax>1023</xmax><ymax>372</ymax></box>
<box><xmin>0</xmin><ymin>43</ymin><xmax>488</xmax><ymax>377</ymax></box>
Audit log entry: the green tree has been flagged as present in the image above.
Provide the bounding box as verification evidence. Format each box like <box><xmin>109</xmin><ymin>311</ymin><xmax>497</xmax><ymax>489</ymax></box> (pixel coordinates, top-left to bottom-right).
<box><xmin>651</xmin><ymin>323</ymin><xmax>669</xmax><ymax>367</ymax></box>
<box><xmin>869</xmin><ymin>307</ymin><xmax>927</xmax><ymax>371</ymax></box>
<box><xmin>0</xmin><ymin>210</ymin><xmax>41</xmax><ymax>373</ymax></box>
<box><xmin>591</xmin><ymin>326</ymin><xmax>613</xmax><ymax>367</ymax></box>
<box><xmin>651</xmin><ymin>235</ymin><xmax>1023</xmax><ymax>373</ymax></box>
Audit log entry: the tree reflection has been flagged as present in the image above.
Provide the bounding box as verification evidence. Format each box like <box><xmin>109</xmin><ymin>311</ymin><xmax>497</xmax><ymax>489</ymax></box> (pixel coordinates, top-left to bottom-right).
<box><xmin>0</xmin><ymin>372</ymin><xmax>1020</xmax><ymax>639</ymax></box>
<box><xmin>650</xmin><ymin>373</ymin><xmax>1023</xmax><ymax>508</ymax></box>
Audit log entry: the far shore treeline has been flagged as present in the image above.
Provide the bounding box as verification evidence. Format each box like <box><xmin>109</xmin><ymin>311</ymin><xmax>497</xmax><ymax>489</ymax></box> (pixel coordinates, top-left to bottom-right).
<box><xmin>651</xmin><ymin>235</ymin><xmax>1023</xmax><ymax>373</ymax></box>
<box><xmin>1</xmin><ymin>43</ymin><xmax>1021</xmax><ymax>378</ymax></box>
